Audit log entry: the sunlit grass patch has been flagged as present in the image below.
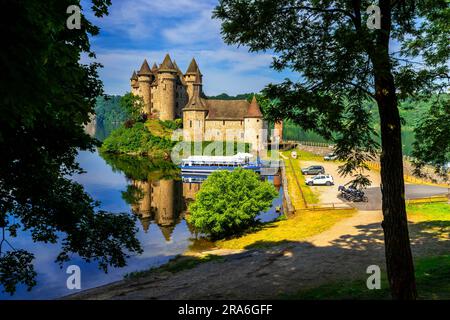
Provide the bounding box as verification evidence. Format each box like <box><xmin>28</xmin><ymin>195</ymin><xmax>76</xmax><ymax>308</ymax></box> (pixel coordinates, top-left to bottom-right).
<box><xmin>283</xmin><ymin>255</ymin><xmax>450</xmax><ymax>300</ymax></box>
<box><xmin>215</xmin><ymin>209</ymin><xmax>355</xmax><ymax>250</ymax></box>
<box><xmin>407</xmin><ymin>202</ymin><xmax>450</xmax><ymax>222</ymax></box>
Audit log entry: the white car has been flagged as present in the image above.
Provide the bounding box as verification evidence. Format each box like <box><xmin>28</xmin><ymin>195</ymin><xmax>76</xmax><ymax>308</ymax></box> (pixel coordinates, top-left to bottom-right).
<box><xmin>305</xmin><ymin>174</ymin><xmax>334</xmax><ymax>186</ymax></box>
<box><xmin>324</xmin><ymin>153</ymin><xmax>338</xmax><ymax>161</ymax></box>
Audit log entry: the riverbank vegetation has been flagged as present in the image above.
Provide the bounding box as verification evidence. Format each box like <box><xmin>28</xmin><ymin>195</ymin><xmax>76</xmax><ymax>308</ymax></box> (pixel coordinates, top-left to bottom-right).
<box><xmin>187</xmin><ymin>169</ymin><xmax>278</xmax><ymax>239</ymax></box>
<box><xmin>100</xmin><ymin>121</ymin><xmax>177</xmax><ymax>157</ymax></box>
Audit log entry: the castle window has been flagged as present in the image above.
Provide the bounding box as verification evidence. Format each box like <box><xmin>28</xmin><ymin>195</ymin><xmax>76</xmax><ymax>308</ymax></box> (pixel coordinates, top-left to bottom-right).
<box><xmin>257</xmin><ymin>119</ymin><xmax>260</xmax><ymax>122</ymax></box>
<box><xmin>223</xmin><ymin>120</ymin><xmax>225</xmax><ymax>126</ymax></box>
<box><xmin>190</xmin><ymin>120</ymin><xmax>192</xmax><ymax>128</ymax></box>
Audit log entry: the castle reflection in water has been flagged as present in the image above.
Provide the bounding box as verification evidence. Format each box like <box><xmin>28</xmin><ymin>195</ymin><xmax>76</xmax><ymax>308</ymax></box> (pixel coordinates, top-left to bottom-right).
<box><xmin>129</xmin><ymin>176</ymin><xmax>282</xmax><ymax>241</ymax></box>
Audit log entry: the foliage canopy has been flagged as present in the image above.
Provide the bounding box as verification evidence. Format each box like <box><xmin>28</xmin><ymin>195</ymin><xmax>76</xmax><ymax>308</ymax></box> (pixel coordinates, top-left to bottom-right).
<box><xmin>188</xmin><ymin>169</ymin><xmax>278</xmax><ymax>239</ymax></box>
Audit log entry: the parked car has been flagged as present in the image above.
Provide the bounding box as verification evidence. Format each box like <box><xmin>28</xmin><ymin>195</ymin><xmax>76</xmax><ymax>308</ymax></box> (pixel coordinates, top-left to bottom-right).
<box><xmin>301</xmin><ymin>165</ymin><xmax>325</xmax><ymax>175</ymax></box>
<box><xmin>324</xmin><ymin>153</ymin><xmax>338</xmax><ymax>161</ymax></box>
<box><xmin>305</xmin><ymin>174</ymin><xmax>334</xmax><ymax>186</ymax></box>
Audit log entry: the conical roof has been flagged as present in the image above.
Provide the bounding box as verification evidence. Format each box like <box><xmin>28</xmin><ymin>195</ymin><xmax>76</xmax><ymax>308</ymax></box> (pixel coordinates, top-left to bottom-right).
<box><xmin>159</xmin><ymin>54</ymin><xmax>176</xmax><ymax>72</ymax></box>
<box><xmin>159</xmin><ymin>225</ymin><xmax>175</xmax><ymax>242</ymax></box>
<box><xmin>183</xmin><ymin>71</ymin><xmax>208</xmax><ymax>111</ymax></box>
<box><xmin>138</xmin><ymin>59</ymin><xmax>152</xmax><ymax>76</ymax></box>
<box><xmin>151</xmin><ymin>62</ymin><xmax>158</xmax><ymax>71</ymax></box>
<box><xmin>130</xmin><ymin>71</ymin><xmax>138</xmax><ymax>81</ymax></box>
<box><xmin>245</xmin><ymin>95</ymin><xmax>263</xmax><ymax>118</ymax></box>
<box><xmin>186</xmin><ymin>58</ymin><xmax>202</xmax><ymax>75</ymax></box>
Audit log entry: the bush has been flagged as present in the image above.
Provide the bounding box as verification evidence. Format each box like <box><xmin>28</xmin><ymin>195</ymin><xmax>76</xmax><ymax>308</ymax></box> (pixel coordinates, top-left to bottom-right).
<box><xmin>100</xmin><ymin>122</ymin><xmax>175</xmax><ymax>155</ymax></box>
<box><xmin>160</xmin><ymin>119</ymin><xmax>183</xmax><ymax>130</ymax></box>
<box><xmin>187</xmin><ymin>169</ymin><xmax>278</xmax><ymax>239</ymax></box>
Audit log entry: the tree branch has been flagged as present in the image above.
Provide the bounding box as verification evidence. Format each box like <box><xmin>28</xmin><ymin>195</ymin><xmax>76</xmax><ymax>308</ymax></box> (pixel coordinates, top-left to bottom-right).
<box><xmin>286</xmin><ymin>5</ymin><xmax>359</xmax><ymax>29</ymax></box>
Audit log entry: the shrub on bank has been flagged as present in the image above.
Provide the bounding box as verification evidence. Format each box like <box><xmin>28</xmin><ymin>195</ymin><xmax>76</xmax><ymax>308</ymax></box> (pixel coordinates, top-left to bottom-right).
<box><xmin>187</xmin><ymin>169</ymin><xmax>278</xmax><ymax>239</ymax></box>
<box><xmin>100</xmin><ymin>122</ymin><xmax>175</xmax><ymax>155</ymax></box>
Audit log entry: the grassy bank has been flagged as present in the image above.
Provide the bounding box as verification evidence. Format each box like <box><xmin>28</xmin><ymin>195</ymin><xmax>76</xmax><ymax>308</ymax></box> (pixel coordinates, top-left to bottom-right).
<box><xmin>100</xmin><ymin>120</ymin><xmax>177</xmax><ymax>156</ymax></box>
<box><xmin>282</xmin><ymin>150</ymin><xmax>320</xmax><ymax>207</ymax></box>
<box><xmin>213</xmin><ymin>209</ymin><xmax>355</xmax><ymax>250</ymax></box>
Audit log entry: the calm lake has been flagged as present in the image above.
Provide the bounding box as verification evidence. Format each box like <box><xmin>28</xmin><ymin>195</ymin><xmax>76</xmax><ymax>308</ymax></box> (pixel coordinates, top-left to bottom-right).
<box><xmin>1</xmin><ymin>149</ymin><xmax>283</xmax><ymax>300</ymax></box>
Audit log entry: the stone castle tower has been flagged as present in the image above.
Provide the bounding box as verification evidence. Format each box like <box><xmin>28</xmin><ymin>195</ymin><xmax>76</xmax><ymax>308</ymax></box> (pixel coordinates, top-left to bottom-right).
<box><xmin>131</xmin><ymin>54</ymin><xmax>198</xmax><ymax>121</ymax></box>
<box><xmin>131</xmin><ymin>54</ymin><xmax>267</xmax><ymax>151</ymax></box>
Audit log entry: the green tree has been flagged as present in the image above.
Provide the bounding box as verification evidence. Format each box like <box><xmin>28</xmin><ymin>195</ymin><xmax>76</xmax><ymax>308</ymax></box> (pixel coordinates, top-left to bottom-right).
<box><xmin>187</xmin><ymin>169</ymin><xmax>278</xmax><ymax>239</ymax></box>
<box><xmin>120</xmin><ymin>92</ymin><xmax>145</xmax><ymax>122</ymax></box>
<box><xmin>0</xmin><ymin>0</ymin><xmax>142</xmax><ymax>295</ymax></box>
<box><xmin>412</xmin><ymin>95</ymin><xmax>450</xmax><ymax>179</ymax></box>
<box><xmin>214</xmin><ymin>0</ymin><xmax>449</xmax><ymax>299</ymax></box>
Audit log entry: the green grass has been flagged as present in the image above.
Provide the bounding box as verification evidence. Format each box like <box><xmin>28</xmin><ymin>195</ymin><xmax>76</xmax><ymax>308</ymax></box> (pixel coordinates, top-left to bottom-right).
<box><xmin>215</xmin><ymin>209</ymin><xmax>355</xmax><ymax>250</ymax></box>
<box><xmin>282</xmin><ymin>150</ymin><xmax>320</xmax><ymax>205</ymax></box>
<box><xmin>407</xmin><ymin>202</ymin><xmax>450</xmax><ymax>222</ymax></box>
<box><xmin>124</xmin><ymin>254</ymin><xmax>224</xmax><ymax>279</ymax></box>
<box><xmin>284</xmin><ymin>255</ymin><xmax>450</xmax><ymax>300</ymax></box>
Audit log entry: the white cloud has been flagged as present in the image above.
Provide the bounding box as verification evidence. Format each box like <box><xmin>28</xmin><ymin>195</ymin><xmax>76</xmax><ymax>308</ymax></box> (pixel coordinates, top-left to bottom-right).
<box><xmin>162</xmin><ymin>9</ymin><xmax>221</xmax><ymax>45</ymax></box>
<box><xmin>80</xmin><ymin>0</ymin><xmax>290</xmax><ymax>96</ymax></box>
<box><xmin>85</xmin><ymin>47</ymin><xmax>282</xmax><ymax>96</ymax></box>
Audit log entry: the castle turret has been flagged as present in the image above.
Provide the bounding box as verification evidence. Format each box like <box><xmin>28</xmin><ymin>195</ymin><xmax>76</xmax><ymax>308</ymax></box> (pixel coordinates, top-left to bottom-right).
<box><xmin>183</xmin><ymin>70</ymin><xmax>208</xmax><ymax>142</ymax></box>
<box><xmin>184</xmin><ymin>58</ymin><xmax>202</xmax><ymax>99</ymax></box>
<box><xmin>244</xmin><ymin>96</ymin><xmax>265</xmax><ymax>152</ymax></box>
<box><xmin>130</xmin><ymin>71</ymin><xmax>139</xmax><ymax>95</ymax></box>
<box><xmin>137</xmin><ymin>59</ymin><xmax>153</xmax><ymax>114</ymax></box>
<box><xmin>157</xmin><ymin>54</ymin><xmax>178</xmax><ymax>120</ymax></box>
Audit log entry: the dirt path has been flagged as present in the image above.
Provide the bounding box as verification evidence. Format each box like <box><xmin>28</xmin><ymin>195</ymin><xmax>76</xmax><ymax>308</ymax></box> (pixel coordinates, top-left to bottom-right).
<box><xmin>67</xmin><ymin>210</ymin><xmax>386</xmax><ymax>300</ymax></box>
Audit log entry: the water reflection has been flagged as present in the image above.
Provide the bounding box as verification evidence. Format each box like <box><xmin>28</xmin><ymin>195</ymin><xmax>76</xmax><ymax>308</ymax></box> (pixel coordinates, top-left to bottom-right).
<box><xmin>1</xmin><ymin>150</ymin><xmax>282</xmax><ymax>300</ymax></box>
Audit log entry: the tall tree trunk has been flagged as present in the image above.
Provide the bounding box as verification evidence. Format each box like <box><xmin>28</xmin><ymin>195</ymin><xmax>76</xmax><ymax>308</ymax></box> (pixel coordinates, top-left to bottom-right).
<box><xmin>373</xmin><ymin>0</ymin><xmax>417</xmax><ymax>300</ymax></box>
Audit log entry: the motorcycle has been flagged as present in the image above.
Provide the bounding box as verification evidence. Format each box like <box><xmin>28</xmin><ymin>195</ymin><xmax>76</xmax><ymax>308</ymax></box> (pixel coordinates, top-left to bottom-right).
<box><xmin>338</xmin><ymin>185</ymin><xmax>368</xmax><ymax>202</ymax></box>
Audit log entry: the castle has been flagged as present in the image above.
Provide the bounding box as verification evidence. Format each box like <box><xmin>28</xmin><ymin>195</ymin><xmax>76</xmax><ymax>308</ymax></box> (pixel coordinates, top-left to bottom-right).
<box><xmin>130</xmin><ymin>54</ymin><xmax>267</xmax><ymax>151</ymax></box>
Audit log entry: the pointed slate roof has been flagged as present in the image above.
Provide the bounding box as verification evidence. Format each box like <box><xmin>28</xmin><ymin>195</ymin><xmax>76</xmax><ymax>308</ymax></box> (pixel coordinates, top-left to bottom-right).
<box><xmin>151</xmin><ymin>62</ymin><xmax>158</xmax><ymax>71</ymax></box>
<box><xmin>130</xmin><ymin>71</ymin><xmax>138</xmax><ymax>81</ymax></box>
<box><xmin>186</xmin><ymin>58</ymin><xmax>202</xmax><ymax>75</ymax></box>
<box><xmin>245</xmin><ymin>96</ymin><xmax>263</xmax><ymax>118</ymax></box>
<box><xmin>183</xmin><ymin>71</ymin><xmax>208</xmax><ymax>111</ymax></box>
<box><xmin>159</xmin><ymin>54</ymin><xmax>176</xmax><ymax>72</ymax></box>
<box><xmin>138</xmin><ymin>59</ymin><xmax>152</xmax><ymax>76</ymax></box>
<box><xmin>159</xmin><ymin>225</ymin><xmax>175</xmax><ymax>242</ymax></box>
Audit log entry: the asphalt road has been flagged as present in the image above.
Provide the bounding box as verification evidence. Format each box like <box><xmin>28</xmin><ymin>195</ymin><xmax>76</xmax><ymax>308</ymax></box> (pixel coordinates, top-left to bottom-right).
<box><xmin>351</xmin><ymin>184</ymin><xmax>449</xmax><ymax>211</ymax></box>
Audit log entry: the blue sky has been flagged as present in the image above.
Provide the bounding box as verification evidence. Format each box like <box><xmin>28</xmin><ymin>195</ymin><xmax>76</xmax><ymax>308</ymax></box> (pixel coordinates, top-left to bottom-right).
<box><xmin>82</xmin><ymin>0</ymin><xmax>291</xmax><ymax>96</ymax></box>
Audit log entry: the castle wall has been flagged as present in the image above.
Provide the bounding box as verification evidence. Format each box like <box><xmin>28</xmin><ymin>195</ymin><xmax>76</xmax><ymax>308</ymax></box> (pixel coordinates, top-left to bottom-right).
<box><xmin>184</xmin><ymin>74</ymin><xmax>196</xmax><ymax>99</ymax></box>
<box><xmin>204</xmin><ymin>120</ymin><xmax>245</xmax><ymax>142</ymax></box>
<box><xmin>137</xmin><ymin>75</ymin><xmax>152</xmax><ymax>114</ymax></box>
<box><xmin>183</xmin><ymin>110</ymin><xmax>206</xmax><ymax>141</ymax></box>
<box><xmin>176</xmin><ymin>84</ymin><xmax>188</xmax><ymax>119</ymax></box>
<box><xmin>157</xmin><ymin>73</ymin><xmax>177</xmax><ymax>121</ymax></box>
<box><xmin>244</xmin><ymin>118</ymin><xmax>267</xmax><ymax>151</ymax></box>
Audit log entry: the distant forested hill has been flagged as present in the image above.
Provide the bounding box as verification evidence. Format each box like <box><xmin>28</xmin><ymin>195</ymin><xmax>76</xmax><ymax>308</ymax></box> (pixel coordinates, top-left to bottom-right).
<box><xmin>94</xmin><ymin>95</ymin><xmax>126</xmax><ymax>141</ymax></box>
<box><xmin>283</xmin><ymin>95</ymin><xmax>448</xmax><ymax>155</ymax></box>
<box><xmin>95</xmin><ymin>95</ymin><xmax>126</xmax><ymax>124</ymax></box>
<box><xmin>207</xmin><ymin>93</ymin><xmax>254</xmax><ymax>100</ymax></box>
